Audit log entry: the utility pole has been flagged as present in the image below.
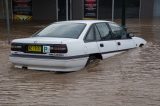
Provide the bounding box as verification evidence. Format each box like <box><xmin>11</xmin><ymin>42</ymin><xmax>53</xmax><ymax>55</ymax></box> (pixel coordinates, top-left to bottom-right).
<box><xmin>112</xmin><ymin>0</ymin><xmax>115</xmax><ymax>21</ymax></box>
<box><xmin>121</xmin><ymin>0</ymin><xmax>126</xmax><ymax>30</ymax></box>
<box><xmin>66</xmin><ymin>0</ymin><xmax>68</xmax><ymax>20</ymax></box>
<box><xmin>5</xmin><ymin>0</ymin><xmax>11</xmax><ymax>43</ymax></box>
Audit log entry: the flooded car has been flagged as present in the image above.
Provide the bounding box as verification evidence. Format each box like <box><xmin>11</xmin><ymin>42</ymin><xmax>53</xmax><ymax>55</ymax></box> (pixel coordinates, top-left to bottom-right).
<box><xmin>9</xmin><ymin>20</ymin><xmax>147</xmax><ymax>72</ymax></box>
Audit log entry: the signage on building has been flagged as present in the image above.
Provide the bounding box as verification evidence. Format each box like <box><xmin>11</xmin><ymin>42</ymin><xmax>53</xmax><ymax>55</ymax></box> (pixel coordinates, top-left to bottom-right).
<box><xmin>84</xmin><ymin>0</ymin><xmax>97</xmax><ymax>19</ymax></box>
<box><xmin>12</xmin><ymin>0</ymin><xmax>32</xmax><ymax>21</ymax></box>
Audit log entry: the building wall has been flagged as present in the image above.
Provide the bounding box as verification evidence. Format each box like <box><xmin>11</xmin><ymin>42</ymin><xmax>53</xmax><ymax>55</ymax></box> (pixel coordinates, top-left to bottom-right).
<box><xmin>140</xmin><ymin>0</ymin><xmax>154</xmax><ymax>19</ymax></box>
<box><xmin>0</xmin><ymin>0</ymin><xmax>4</xmax><ymax>19</ymax></box>
<box><xmin>1</xmin><ymin>0</ymin><xmax>158</xmax><ymax>21</ymax></box>
<box><xmin>32</xmin><ymin>0</ymin><xmax>57</xmax><ymax>21</ymax></box>
<box><xmin>0</xmin><ymin>0</ymin><xmax>12</xmax><ymax>20</ymax></box>
<box><xmin>66</xmin><ymin>0</ymin><xmax>156</xmax><ymax>20</ymax></box>
<box><xmin>72</xmin><ymin>0</ymin><xmax>83</xmax><ymax>20</ymax></box>
<box><xmin>98</xmin><ymin>0</ymin><xmax>112</xmax><ymax>19</ymax></box>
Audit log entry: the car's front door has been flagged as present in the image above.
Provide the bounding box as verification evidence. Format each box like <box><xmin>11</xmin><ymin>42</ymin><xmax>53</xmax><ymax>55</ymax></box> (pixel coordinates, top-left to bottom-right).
<box><xmin>108</xmin><ymin>22</ymin><xmax>136</xmax><ymax>51</ymax></box>
<box><xmin>95</xmin><ymin>23</ymin><xmax>118</xmax><ymax>59</ymax></box>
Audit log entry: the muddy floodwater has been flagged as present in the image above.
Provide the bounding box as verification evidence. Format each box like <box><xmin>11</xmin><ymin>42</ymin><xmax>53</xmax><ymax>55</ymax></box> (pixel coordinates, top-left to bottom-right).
<box><xmin>0</xmin><ymin>19</ymin><xmax>160</xmax><ymax>106</ymax></box>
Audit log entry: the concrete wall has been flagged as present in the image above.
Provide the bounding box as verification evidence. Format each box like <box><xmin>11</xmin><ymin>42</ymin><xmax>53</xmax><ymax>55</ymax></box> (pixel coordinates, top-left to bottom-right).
<box><xmin>32</xmin><ymin>0</ymin><xmax>57</xmax><ymax>21</ymax></box>
<box><xmin>140</xmin><ymin>0</ymin><xmax>154</xmax><ymax>19</ymax></box>
<box><xmin>72</xmin><ymin>0</ymin><xmax>83</xmax><ymax>20</ymax></box>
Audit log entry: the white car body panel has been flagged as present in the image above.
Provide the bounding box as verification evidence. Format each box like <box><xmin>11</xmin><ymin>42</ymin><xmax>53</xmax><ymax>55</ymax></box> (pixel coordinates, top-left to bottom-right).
<box><xmin>83</xmin><ymin>42</ymin><xmax>100</xmax><ymax>54</ymax></box>
<box><xmin>116</xmin><ymin>39</ymin><xmax>136</xmax><ymax>50</ymax></box>
<box><xmin>10</xmin><ymin>56</ymin><xmax>87</xmax><ymax>72</ymax></box>
<box><xmin>96</xmin><ymin>40</ymin><xmax>117</xmax><ymax>59</ymax></box>
<box><xmin>132</xmin><ymin>37</ymin><xmax>147</xmax><ymax>46</ymax></box>
<box><xmin>10</xmin><ymin>20</ymin><xmax>147</xmax><ymax>72</ymax></box>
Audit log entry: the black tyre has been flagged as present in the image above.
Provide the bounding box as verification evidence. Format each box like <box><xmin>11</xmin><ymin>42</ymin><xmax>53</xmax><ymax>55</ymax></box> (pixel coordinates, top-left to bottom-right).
<box><xmin>139</xmin><ymin>44</ymin><xmax>144</xmax><ymax>47</ymax></box>
<box><xmin>85</xmin><ymin>56</ymin><xmax>97</xmax><ymax>66</ymax></box>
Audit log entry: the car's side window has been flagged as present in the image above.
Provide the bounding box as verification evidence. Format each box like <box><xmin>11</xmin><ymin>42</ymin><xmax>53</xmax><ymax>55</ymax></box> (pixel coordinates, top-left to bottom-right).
<box><xmin>96</xmin><ymin>23</ymin><xmax>111</xmax><ymax>40</ymax></box>
<box><xmin>85</xmin><ymin>26</ymin><xmax>95</xmax><ymax>42</ymax></box>
<box><xmin>85</xmin><ymin>24</ymin><xmax>101</xmax><ymax>42</ymax></box>
<box><xmin>109</xmin><ymin>22</ymin><xmax>127</xmax><ymax>39</ymax></box>
<box><xmin>94</xmin><ymin>25</ymin><xmax>101</xmax><ymax>41</ymax></box>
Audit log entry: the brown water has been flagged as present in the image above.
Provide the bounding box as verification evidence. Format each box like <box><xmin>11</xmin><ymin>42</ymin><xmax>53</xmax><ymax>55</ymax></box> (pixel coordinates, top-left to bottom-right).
<box><xmin>0</xmin><ymin>19</ymin><xmax>160</xmax><ymax>106</ymax></box>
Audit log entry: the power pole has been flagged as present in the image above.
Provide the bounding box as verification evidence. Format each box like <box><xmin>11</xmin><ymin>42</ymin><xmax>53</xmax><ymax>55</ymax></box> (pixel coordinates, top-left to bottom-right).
<box><xmin>5</xmin><ymin>0</ymin><xmax>11</xmax><ymax>43</ymax></box>
<box><xmin>112</xmin><ymin>0</ymin><xmax>115</xmax><ymax>21</ymax></box>
<box><xmin>121</xmin><ymin>0</ymin><xmax>126</xmax><ymax>30</ymax></box>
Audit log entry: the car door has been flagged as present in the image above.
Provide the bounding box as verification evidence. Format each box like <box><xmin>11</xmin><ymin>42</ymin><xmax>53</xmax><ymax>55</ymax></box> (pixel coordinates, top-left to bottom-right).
<box><xmin>83</xmin><ymin>25</ymin><xmax>100</xmax><ymax>55</ymax></box>
<box><xmin>95</xmin><ymin>23</ymin><xmax>118</xmax><ymax>59</ymax></box>
<box><xmin>108</xmin><ymin>22</ymin><xmax>136</xmax><ymax>51</ymax></box>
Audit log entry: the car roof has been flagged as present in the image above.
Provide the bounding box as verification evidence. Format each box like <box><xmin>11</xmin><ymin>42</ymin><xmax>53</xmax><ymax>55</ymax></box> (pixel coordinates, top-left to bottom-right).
<box><xmin>55</xmin><ymin>20</ymin><xmax>111</xmax><ymax>25</ymax></box>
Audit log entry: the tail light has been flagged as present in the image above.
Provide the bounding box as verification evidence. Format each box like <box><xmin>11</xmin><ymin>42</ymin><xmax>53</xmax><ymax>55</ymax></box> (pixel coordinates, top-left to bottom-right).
<box><xmin>50</xmin><ymin>44</ymin><xmax>68</xmax><ymax>53</ymax></box>
<box><xmin>11</xmin><ymin>43</ymin><xmax>23</xmax><ymax>52</ymax></box>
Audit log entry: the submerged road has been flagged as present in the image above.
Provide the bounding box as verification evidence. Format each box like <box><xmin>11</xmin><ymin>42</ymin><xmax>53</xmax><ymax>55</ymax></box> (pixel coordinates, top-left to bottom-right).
<box><xmin>0</xmin><ymin>19</ymin><xmax>160</xmax><ymax>106</ymax></box>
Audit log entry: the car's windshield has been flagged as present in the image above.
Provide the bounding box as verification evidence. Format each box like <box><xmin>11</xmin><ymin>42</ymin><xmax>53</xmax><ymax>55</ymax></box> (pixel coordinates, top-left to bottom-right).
<box><xmin>36</xmin><ymin>23</ymin><xmax>86</xmax><ymax>39</ymax></box>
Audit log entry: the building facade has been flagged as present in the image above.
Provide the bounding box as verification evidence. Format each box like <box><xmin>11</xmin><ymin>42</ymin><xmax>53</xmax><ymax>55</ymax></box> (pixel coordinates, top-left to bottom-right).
<box><xmin>0</xmin><ymin>0</ymin><xmax>160</xmax><ymax>22</ymax></box>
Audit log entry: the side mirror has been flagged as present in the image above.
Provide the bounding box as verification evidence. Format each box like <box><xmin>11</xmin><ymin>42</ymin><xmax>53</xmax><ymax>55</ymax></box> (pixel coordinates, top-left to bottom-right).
<box><xmin>109</xmin><ymin>31</ymin><xmax>112</xmax><ymax>35</ymax></box>
<box><xmin>127</xmin><ymin>32</ymin><xmax>135</xmax><ymax>38</ymax></box>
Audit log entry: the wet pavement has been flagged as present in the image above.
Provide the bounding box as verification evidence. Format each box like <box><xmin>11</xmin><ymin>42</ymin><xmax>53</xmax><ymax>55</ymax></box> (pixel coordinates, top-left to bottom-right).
<box><xmin>0</xmin><ymin>19</ymin><xmax>160</xmax><ymax>106</ymax></box>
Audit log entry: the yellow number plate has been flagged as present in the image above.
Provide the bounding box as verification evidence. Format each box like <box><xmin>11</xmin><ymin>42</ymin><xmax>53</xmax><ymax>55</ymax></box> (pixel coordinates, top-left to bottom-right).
<box><xmin>28</xmin><ymin>45</ymin><xmax>42</xmax><ymax>52</ymax></box>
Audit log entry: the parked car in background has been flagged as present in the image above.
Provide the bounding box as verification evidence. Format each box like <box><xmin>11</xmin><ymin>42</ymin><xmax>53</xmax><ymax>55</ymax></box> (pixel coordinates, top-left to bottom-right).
<box><xmin>10</xmin><ymin>20</ymin><xmax>147</xmax><ymax>72</ymax></box>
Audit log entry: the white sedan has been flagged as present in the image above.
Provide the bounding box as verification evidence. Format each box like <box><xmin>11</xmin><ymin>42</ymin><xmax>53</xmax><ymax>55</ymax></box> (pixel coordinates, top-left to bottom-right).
<box><xmin>10</xmin><ymin>20</ymin><xmax>146</xmax><ymax>72</ymax></box>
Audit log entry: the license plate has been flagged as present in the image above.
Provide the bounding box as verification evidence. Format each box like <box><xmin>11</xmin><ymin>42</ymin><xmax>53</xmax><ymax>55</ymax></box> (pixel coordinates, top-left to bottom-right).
<box><xmin>28</xmin><ymin>45</ymin><xmax>42</xmax><ymax>52</ymax></box>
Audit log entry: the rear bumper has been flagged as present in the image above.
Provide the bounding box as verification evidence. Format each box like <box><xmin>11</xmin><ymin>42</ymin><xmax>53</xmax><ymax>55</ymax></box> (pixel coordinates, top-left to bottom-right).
<box><xmin>9</xmin><ymin>54</ymin><xmax>88</xmax><ymax>72</ymax></box>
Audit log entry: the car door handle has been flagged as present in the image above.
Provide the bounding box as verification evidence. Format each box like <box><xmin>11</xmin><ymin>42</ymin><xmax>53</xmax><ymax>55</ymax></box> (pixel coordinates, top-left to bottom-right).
<box><xmin>117</xmin><ymin>42</ymin><xmax>121</xmax><ymax>46</ymax></box>
<box><xmin>100</xmin><ymin>43</ymin><xmax>104</xmax><ymax>47</ymax></box>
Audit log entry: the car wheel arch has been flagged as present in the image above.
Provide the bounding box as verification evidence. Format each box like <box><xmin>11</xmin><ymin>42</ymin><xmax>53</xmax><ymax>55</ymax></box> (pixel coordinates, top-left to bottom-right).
<box><xmin>139</xmin><ymin>44</ymin><xmax>144</xmax><ymax>47</ymax></box>
<box><xmin>85</xmin><ymin>53</ymin><xmax>102</xmax><ymax>66</ymax></box>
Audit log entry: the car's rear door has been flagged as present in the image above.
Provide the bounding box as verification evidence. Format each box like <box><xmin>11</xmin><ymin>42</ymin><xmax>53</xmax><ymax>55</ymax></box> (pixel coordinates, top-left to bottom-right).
<box><xmin>95</xmin><ymin>23</ymin><xmax>118</xmax><ymax>59</ymax></box>
<box><xmin>83</xmin><ymin>25</ymin><xmax>100</xmax><ymax>55</ymax></box>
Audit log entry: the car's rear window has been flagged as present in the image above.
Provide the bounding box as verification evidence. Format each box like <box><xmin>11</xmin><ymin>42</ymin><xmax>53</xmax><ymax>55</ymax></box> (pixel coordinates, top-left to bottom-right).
<box><xmin>36</xmin><ymin>23</ymin><xmax>86</xmax><ymax>39</ymax></box>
